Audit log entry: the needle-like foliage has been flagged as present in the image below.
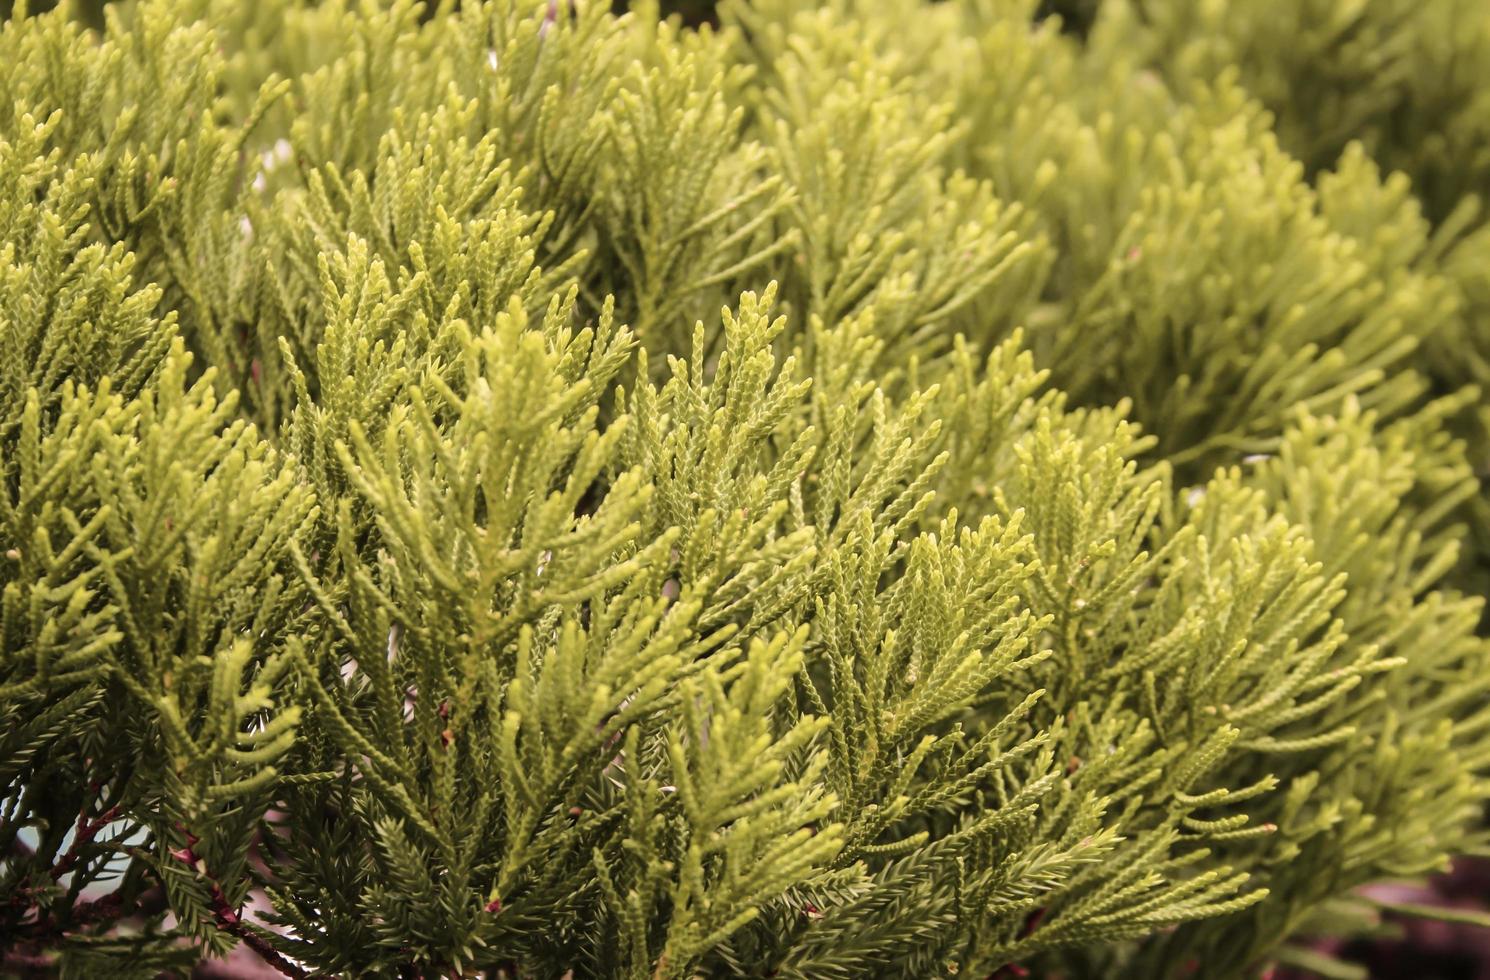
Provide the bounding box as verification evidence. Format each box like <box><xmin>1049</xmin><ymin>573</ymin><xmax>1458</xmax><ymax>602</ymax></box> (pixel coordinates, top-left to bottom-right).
<box><xmin>3</xmin><ymin>1</ymin><xmax>1489</xmax><ymax>978</ymax></box>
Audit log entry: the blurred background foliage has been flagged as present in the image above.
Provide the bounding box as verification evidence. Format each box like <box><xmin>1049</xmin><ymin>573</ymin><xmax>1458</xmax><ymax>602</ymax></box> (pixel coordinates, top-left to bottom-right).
<box><xmin>0</xmin><ymin>0</ymin><xmax>719</xmax><ymax>26</ymax></box>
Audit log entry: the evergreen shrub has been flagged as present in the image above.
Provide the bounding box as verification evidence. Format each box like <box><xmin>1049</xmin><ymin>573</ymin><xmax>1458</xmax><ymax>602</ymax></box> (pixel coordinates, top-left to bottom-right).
<box><xmin>2</xmin><ymin>1</ymin><xmax>1489</xmax><ymax>977</ymax></box>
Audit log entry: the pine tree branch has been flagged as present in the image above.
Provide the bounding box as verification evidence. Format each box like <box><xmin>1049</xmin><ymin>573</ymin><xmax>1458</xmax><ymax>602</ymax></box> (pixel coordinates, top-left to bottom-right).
<box><xmin>171</xmin><ymin>834</ymin><xmax>308</xmax><ymax>980</ymax></box>
<box><xmin>209</xmin><ymin>896</ymin><xmax>308</xmax><ymax>980</ymax></box>
<box><xmin>49</xmin><ymin>804</ymin><xmax>120</xmax><ymax>882</ymax></box>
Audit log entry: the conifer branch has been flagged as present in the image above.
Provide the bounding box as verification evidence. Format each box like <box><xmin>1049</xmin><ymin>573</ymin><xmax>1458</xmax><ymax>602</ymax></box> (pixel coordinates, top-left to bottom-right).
<box><xmin>3</xmin><ymin>0</ymin><xmax>1490</xmax><ymax>976</ymax></box>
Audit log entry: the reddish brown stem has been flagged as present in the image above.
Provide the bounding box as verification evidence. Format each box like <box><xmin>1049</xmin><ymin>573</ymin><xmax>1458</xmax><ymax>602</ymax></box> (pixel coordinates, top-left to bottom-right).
<box><xmin>0</xmin><ymin>948</ymin><xmax>54</xmax><ymax>976</ymax></box>
<box><xmin>171</xmin><ymin>831</ymin><xmax>307</xmax><ymax>980</ymax></box>
<box><xmin>210</xmin><ymin>905</ymin><xmax>308</xmax><ymax>980</ymax></box>
<box><xmin>50</xmin><ymin>804</ymin><xmax>121</xmax><ymax>881</ymax></box>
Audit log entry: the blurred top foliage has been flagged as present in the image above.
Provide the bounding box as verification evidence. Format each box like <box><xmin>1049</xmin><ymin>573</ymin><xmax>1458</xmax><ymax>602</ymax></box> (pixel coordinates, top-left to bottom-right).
<box><xmin>3</xmin><ymin>1</ymin><xmax>1490</xmax><ymax>979</ymax></box>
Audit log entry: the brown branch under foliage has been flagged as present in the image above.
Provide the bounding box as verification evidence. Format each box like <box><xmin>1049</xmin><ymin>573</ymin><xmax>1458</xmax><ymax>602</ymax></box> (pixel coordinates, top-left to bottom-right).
<box><xmin>2</xmin><ymin>803</ymin><xmax>128</xmax><ymax>946</ymax></box>
<box><xmin>207</xmin><ymin>894</ymin><xmax>309</xmax><ymax>980</ymax></box>
<box><xmin>171</xmin><ymin>832</ymin><xmax>309</xmax><ymax>980</ymax></box>
<box><xmin>49</xmin><ymin>803</ymin><xmax>121</xmax><ymax>882</ymax></box>
<box><xmin>0</xmin><ymin>948</ymin><xmax>55</xmax><ymax>978</ymax></box>
<box><xmin>5</xmin><ymin>807</ymin><xmax>304</xmax><ymax>980</ymax></box>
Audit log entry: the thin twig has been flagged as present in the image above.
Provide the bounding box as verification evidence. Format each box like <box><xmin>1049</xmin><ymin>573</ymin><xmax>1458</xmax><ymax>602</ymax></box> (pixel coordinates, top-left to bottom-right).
<box><xmin>50</xmin><ymin>804</ymin><xmax>121</xmax><ymax>881</ymax></box>
<box><xmin>206</xmin><ymin>886</ymin><xmax>308</xmax><ymax>980</ymax></box>
<box><xmin>171</xmin><ymin>831</ymin><xmax>308</xmax><ymax>980</ymax></box>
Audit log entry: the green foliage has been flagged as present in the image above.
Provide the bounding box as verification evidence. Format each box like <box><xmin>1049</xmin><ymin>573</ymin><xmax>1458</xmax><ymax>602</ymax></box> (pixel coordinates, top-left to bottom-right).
<box><xmin>2</xmin><ymin>1</ymin><xmax>1489</xmax><ymax>978</ymax></box>
<box><xmin>1084</xmin><ymin>0</ymin><xmax>1490</xmax><ymax>587</ymax></box>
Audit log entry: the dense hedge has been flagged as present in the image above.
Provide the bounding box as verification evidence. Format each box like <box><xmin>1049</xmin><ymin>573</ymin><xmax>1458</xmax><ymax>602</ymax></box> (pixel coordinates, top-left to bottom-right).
<box><xmin>3</xmin><ymin>2</ymin><xmax>1489</xmax><ymax>978</ymax></box>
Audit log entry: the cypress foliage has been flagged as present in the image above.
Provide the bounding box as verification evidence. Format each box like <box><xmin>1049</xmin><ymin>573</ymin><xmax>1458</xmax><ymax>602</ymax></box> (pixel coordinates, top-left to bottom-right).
<box><xmin>1089</xmin><ymin>0</ymin><xmax>1490</xmax><ymax>591</ymax></box>
<box><xmin>1</xmin><ymin>1</ymin><xmax>1488</xmax><ymax>977</ymax></box>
